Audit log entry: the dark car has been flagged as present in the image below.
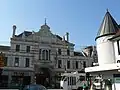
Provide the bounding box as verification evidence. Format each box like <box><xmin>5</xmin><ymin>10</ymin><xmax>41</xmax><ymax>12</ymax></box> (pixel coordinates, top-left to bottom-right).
<box><xmin>23</xmin><ymin>84</ymin><xmax>47</xmax><ymax>90</ymax></box>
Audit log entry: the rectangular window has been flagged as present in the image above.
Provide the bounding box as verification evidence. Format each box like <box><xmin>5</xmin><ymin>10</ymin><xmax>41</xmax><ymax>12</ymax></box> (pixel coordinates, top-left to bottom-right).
<box><xmin>72</xmin><ymin>77</ymin><xmax>76</xmax><ymax>85</ymax></box>
<box><xmin>14</xmin><ymin>57</ymin><xmax>19</xmax><ymax>67</ymax></box>
<box><xmin>58</xmin><ymin>60</ymin><xmax>62</xmax><ymax>68</ymax></box>
<box><xmin>39</xmin><ymin>49</ymin><xmax>41</xmax><ymax>60</ymax></box>
<box><xmin>25</xmin><ymin>58</ymin><xmax>29</xmax><ymax>67</ymax></box>
<box><xmin>4</xmin><ymin>57</ymin><xmax>8</xmax><ymax>66</ymax></box>
<box><xmin>67</xmin><ymin>61</ymin><xmax>70</xmax><ymax>69</ymax></box>
<box><xmin>49</xmin><ymin>50</ymin><xmax>51</xmax><ymax>60</ymax></box>
<box><xmin>67</xmin><ymin>49</ymin><xmax>70</xmax><ymax>56</ymax></box>
<box><xmin>68</xmin><ymin>77</ymin><xmax>76</xmax><ymax>85</ymax></box>
<box><xmin>83</xmin><ymin>61</ymin><xmax>86</xmax><ymax>68</ymax></box>
<box><xmin>26</xmin><ymin>46</ymin><xmax>30</xmax><ymax>53</ymax></box>
<box><xmin>16</xmin><ymin>45</ymin><xmax>20</xmax><ymax>52</ymax></box>
<box><xmin>58</xmin><ymin>49</ymin><xmax>61</xmax><ymax>55</ymax></box>
<box><xmin>117</xmin><ymin>40</ymin><xmax>120</xmax><ymax>55</ymax></box>
<box><xmin>76</xmin><ymin>61</ymin><xmax>78</xmax><ymax>69</ymax></box>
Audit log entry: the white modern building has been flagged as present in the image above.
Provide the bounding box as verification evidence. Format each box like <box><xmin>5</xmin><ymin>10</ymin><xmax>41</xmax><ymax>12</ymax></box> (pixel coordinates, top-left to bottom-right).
<box><xmin>0</xmin><ymin>21</ymin><xmax>96</xmax><ymax>88</ymax></box>
<box><xmin>85</xmin><ymin>10</ymin><xmax>120</xmax><ymax>89</ymax></box>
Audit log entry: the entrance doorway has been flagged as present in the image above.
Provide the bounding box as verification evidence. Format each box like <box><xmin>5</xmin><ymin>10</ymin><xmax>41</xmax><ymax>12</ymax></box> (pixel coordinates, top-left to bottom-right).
<box><xmin>35</xmin><ymin>68</ymin><xmax>51</xmax><ymax>87</ymax></box>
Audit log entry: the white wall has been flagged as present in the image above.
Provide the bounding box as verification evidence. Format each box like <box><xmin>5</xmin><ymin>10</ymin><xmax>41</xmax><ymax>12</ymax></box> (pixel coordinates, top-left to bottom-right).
<box><xmin>96</xmin><ymin>36</ymin><xmax>115</xmax><ymax>65</ymax></box>
<box><xmin>114</xmin><ymin>41</ymin><xmax>120</xmax><ymax>63</ymax></box>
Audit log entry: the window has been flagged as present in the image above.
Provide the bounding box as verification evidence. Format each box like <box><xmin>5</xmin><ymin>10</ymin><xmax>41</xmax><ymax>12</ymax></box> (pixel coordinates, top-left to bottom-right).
<box><xmin>117</xmin><ymin>60</ymin><xmax>120</xmax><ymax>63</ymax></box>
<box><xmin>46</xmin><ymin>50</ymin><xmax>48</xmax><ymax>60</ymax></box>
<box><xmin>42</xmin><ymin>50</ymin><xmax>45</xmax><ymax>60</ymax></box>
<box><xmin>49</xmin><ymin>50</ymin><xmax>51</xmax><ymax>60</ymax></box>
<box><xmin>67</xmin><ymin>61</ymin><xmax>70</xmax><ymax>69</ymax></box>
<box><xmin>14</xmin><ymin>57</ymin><xmax>19</xmax><ymax>67</ymax></box>
<box><xmin>39</xmin><ymin>49</ymin><xmax>41</xmax><ymax>60</ymax></box>
<box><xmin>117</xmin><ymin>40</ymin><xmax>120</xmax><ymax>55</ymax></box>
<box><xmin>83</xmin><ymin>61</ymin><xmax>86</xmax><ymax>68</ymax></box>
<box><xmin>58</xmin><ymin>60</ymin><xmax>62</xmax><ymax>68</ymax></box>
<box><xmin>58</xmin><ymin>49</ymin><xmax>61</xmax><ymax>55</ymax></box>
<box><xmin>67</xmin><ymin>49</ymin><xmax>70</xmax><ymax>56</ymax></box>
<box><xmin>42</xmin><ymin>50</ymin><xmax>49</xmax><ymax>60</ymax></box>
<box><xmin>68</xmin><ymin>77</ymin><xmax>76</xmax><ymax>85</ymax></box>
<box><xmin>26</xmin><ymin>46</ymin><xmax>30</xmax><ymax>53</ymax></box>
<box><xmin>72</xmin><ymin>77</ymin><xmax>76</xmax><ymax>85</ymax></box>
<box><xmin>76</xmin><ymin>61</ymin><xmax>78</xmax><ymax>69</ymax></box>
<box><xmin>25</xmin><ymin>58</ymin><xmax>29</xmax><ymax>67</ymax></box>
<box><xmin>4</xmin><ymin>57</ymin><xmax>8</xmax><ymax>66</ymax></box>
<box><xmin>16</xmin><ymin>45</ymin><xmax>20</xmax><ymax>52</ymax></box>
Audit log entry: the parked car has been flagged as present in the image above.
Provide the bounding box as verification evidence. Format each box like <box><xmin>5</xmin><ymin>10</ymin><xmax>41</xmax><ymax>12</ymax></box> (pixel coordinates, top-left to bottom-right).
<box><xmin>23</xmin><ymin>84</ymin><xmax>47</xmax><ymax>90</ymax></box>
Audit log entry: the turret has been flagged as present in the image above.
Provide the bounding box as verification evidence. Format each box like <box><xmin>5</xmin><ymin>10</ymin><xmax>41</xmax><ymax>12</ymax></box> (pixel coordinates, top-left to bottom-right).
<box><xmin>12</xmin><ymin>25</ymin><xmax>17</xmax><ymax>38</ymax></box>
<box><xmin>96</xmin><ymin>10</ymin><xmax>119</xmax><ymax>65</ymax></box>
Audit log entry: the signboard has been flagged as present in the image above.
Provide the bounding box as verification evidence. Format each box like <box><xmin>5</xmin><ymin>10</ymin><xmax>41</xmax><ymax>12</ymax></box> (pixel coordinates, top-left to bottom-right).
<box><xmin>114</xmin><ymin>77</ymin><xmax>120</xmax><ymax>83</ymax></box>
<box><xmin>113</xmin><ymin>74</ymin><xmax>120</xmax><ymax>83</ymax></box>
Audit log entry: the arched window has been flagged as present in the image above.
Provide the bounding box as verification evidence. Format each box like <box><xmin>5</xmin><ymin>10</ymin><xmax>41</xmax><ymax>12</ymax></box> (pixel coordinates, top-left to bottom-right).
<box><xmin>42</xmin><ymin>49</ymin><xmax>49</xmax><ymax>60</ymax></box>
<box><xmin>42</xmin><ymin>50</ymin><xmax>45</xmax><ymax>60</ymax></box>
<box><xmin>46</xmin><ymin>50</ymin><xmax>48</xmax><ymax>60</ymax></box>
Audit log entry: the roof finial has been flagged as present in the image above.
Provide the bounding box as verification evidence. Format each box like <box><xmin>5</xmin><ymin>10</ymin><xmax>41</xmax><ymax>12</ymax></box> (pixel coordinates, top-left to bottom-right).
<box><xmin>106</xmin><ymin>8</ymin><xmax>109</xmax><ymax>12</ymax></box>
<box><xmin>45</xmin><ymin>18</ymin><xmax>47</xmax><ymax>25</ymax></box>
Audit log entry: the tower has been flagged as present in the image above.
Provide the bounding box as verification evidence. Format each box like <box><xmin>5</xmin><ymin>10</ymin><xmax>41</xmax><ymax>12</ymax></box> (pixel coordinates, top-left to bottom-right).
<box><xmin>95</xmin><ymin>10</ymin><xmax>119</xmax><ymax>65</ymax></box>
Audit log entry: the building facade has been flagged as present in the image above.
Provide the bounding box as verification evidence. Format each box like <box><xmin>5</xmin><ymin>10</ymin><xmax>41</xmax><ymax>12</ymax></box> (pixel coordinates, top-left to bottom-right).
<box><xmin>85</xmin><ymin>10</ymin><xmax>120</xmax><ymax>89</ymax></box>
<box><xmin>0</xmin><ymin>22</ymin><xmax>95</xmax><ymax>88</ymax></box>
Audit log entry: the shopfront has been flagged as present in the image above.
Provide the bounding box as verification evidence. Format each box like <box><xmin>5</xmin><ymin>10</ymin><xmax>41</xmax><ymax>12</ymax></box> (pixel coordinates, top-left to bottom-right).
<box><xmin>11</xmin><ymin>72</ymin><xmax>31</xmax><ymax>87</ymax></box>
<box><xmin>1</xmin><ymin>69</ymin><xmax>34</xmax><ymax>88</ymax></box>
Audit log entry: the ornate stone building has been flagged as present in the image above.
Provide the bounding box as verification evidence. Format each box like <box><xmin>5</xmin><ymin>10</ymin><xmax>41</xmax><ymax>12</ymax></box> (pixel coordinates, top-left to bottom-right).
<box><xmin>0</xmin><ymin>22</ymin><xmax>95</xmax><ymax>88</ymax></box>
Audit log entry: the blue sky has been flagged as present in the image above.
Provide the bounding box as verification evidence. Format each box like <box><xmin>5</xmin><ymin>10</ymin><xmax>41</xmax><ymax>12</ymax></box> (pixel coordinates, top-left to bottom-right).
<box><xmin>0</xmin><ymin>0</ymin><xmax>120</xmax><ymax>50</ymax></box>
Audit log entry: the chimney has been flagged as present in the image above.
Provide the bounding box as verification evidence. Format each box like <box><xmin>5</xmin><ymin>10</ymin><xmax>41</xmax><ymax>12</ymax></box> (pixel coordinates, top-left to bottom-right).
<box><xmin>66</xmin><ymin>32</ymin><xmax>69</xmax><ymax>42</ymax></box>
<box><xmin>62</xmin><ymin>36</ymin><xmax>65</xmax><ymax>41</ymax></box>
<box><xmin>12</xmin><ymin>25</ymin><xmax>16</xmax><ymax>37</ymax></box>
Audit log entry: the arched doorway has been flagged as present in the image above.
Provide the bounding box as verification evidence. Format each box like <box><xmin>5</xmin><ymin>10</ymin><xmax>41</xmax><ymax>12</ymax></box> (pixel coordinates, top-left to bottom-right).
<box><xmin>35</xmin><ymin>68</ymin><xmax>51</xmax><ymax>87</ymax></box>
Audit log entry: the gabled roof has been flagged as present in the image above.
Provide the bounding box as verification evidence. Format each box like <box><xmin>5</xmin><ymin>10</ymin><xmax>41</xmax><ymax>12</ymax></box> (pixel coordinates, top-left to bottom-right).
<box><xmin>56</xmin><ymin>35</ymin><xmax>62</xmax><ymax>40</ymax></box>
<box><xmin>55</xmin><ymin>34</ymin><xmax>75</xmax><ymax>46</ymax></box>
<box><xmin>16</xmin><ymin>31</ymin><xmax>32</xmax><ymax>37</ymax></box>
<box><xmin>95</xmin><ymin>11</ymin><xmax>119</xmax><ymax>40</ymax></box>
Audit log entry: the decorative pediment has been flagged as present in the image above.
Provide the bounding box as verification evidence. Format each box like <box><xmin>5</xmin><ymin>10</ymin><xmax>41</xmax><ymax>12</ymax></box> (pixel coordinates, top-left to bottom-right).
<box><xmin>35</xmin><ymin>24</ymin><xmax>55</xmax><ymax>38</ymax></box>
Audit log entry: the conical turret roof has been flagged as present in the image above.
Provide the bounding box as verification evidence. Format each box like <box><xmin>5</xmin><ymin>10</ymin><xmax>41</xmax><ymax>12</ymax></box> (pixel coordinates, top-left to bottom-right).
<box><xmin>95</xmin><ymin>11</ymin><xmax>119</xmax><ymax>40</ymax></box>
